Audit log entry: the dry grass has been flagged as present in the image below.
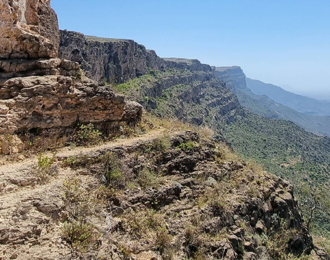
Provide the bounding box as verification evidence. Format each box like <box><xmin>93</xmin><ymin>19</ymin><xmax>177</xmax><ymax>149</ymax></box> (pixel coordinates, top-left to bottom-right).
<box><xmin>142</xmin><ymin>113</ymin><xmax>214</xmax><ymax>140</ymax></box>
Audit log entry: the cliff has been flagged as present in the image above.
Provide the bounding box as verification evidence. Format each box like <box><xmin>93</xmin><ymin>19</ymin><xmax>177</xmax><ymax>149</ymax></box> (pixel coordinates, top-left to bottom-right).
<box><xmin>1</xmin><ymin>2</ymin><xmax>329</xmax><ymax>259</ymax></box>
<box><xmin>0</xmin><ymin>1</ymin><xmax>142</xmax><ymax>155</ymax></box>
<box><xmin>59</xmin><ymin>31</ymin><xmax>214</xmax><ymax>85</ymax></box>
<box><xmin>59</xmin><ymin>30</ymin><xmax>167</xmax><ymax>84</ymax></box>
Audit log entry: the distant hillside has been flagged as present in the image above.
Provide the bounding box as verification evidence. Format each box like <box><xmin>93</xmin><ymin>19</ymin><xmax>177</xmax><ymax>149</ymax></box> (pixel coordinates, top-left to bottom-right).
<box><xmin>246</xmin><ymin>78</ymin><xmax>330</xmax><ymax>116</ymax></box>
<box><xmin>214</xmin><ymin>67</ymin><xmax>330</xmax><ymax>136</ymax></box>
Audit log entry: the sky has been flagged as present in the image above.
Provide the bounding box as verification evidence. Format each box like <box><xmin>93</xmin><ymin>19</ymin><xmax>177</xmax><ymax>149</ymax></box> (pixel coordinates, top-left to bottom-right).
<box><xmin>52</xmin><ymin>0</ymin><xmax>330</xmax><ymax>100</ymax></box>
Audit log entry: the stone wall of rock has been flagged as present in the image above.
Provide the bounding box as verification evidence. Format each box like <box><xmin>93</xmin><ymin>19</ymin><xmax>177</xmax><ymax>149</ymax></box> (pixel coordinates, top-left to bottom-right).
<box><xmin>0</xmin><ymin>73</ymin><xmax>142</xmax><ymax>136</ymax></box>
<box><xmin>0</xmin><ymin>0</ymin><xmax>143</xmax><ymax>153</ymax></box>
<box><xmin>0</xmin><ymin>0</ymin><xmax>59</xmax><ymax>59</ymax></box>
<box><xmin>213</xmin><ymin>66</ymin><xmax>247</xmax><ymax>94</ymax></box>
<box><xmin>59</xmin><ymin>31</ymin><xmax>214</xmax><ymax>84</ymax></box>
<box><xmin>59</xmin><ymin>30</ymin><xmax>168</xmax><ymax>84</ymax></box>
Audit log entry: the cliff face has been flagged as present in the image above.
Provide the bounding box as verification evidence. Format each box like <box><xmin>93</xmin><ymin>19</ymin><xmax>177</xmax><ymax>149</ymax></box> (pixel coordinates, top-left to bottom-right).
<box><xmin>0</xmin><ymin>0</ymin><xmax>59</xmax><ymax>59</ymax></box>
<box><xmin>59</xmin><ymin>31</ymin><xmax>214</xmax><ymax>84</ymax></box>
<box><xmin>59</xmin><ymin>30</ymin><xmax>167</xmax><ymax>84</ymax></box>
<box><xmin>213</xmin><ymin>66</ymin><xmax>247</xmax><ymax>93</ymax></box>
<box><xmin>0</xmin><ymin>1</ymin><xmax>142</xmax><ymax>154</ymax></box>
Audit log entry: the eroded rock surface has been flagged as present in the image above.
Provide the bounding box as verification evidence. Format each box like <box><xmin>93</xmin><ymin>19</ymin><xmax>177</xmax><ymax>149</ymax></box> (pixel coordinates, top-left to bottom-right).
<box><xmin>0</xmin><ymin>0</ymin><xmax>143</xmax><ymax>152</ymax></box>
<box><xmin>0</xmin><ymin>73</ymin><xmax>142</xmax><ymax>136</ymax></box>
<box><xmin>0</xmin><ymin>0</ymin><xmax>59</xmax><ymax>59</ymax></box>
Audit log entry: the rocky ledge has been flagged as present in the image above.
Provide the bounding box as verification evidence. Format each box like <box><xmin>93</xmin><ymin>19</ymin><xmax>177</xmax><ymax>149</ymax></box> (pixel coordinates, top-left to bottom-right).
<box><xmin>0</xmin><ymin>0</ymin><xmax>143</xmax><ymax>154</ymax></box>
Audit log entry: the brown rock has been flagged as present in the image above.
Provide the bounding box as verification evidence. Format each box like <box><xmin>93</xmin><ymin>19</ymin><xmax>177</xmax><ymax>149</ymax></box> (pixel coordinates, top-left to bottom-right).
<box><xmin>255</xmin><ymin>220</ymin><xmax>265</xmax><ymax>233</ymax></box>
<box><xmin>0</xmin><ymin>0</ymin><xmax>60</xmax><ymax>59</ymax></box>
<box><xmin>0</xmin><ymin>75</ymin><xmax>142</xmax><ymax>137</ymax></box>
<box><xmin>0</xmin><ymin>135</ymin><xmax>24</xmax><ymax>155</ymax></box>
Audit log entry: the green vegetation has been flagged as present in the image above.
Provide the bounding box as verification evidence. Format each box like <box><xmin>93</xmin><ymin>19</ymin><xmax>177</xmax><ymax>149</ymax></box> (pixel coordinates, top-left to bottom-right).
<box><xmin>33</xmin><ymin>152</ymin><xmax>58</xmax><ymax>183</ymax></box>
<box><xmin>115</xmin><ymin>66</ymin><xmax>330</xmax><ymax>245</ymax></box>
<box><xmin>62</xmin><ymin>219</ymin><xmax>100</xmax><ymax>252</ymax></box>
<box><xmin>223</xmin><ymin>111</ymin><xmax>330</xmax><ymax>237</ymax></box>
<box><xmin>75</xmin><ymin>123</ymin><xmax>102</xmax><ymax>146</ymax></box>
<box><xmin>177</xmin><ymin>141</ymin><xmax>195</xmax><ymax>151</ymax></box>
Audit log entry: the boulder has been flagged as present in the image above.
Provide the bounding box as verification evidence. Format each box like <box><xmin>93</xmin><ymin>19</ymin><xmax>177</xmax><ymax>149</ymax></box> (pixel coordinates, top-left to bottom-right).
<box><xmin>0</xmin><ymin>0</ymin><xmax>59</xmax><ymax>59</ymax></box>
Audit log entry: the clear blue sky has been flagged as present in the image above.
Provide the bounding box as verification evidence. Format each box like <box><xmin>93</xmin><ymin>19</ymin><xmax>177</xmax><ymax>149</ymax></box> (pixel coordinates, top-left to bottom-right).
<box><xmin>52</xmin><ymin>0</ymin><xmax>330</xmax><ymax>99</ymax></box>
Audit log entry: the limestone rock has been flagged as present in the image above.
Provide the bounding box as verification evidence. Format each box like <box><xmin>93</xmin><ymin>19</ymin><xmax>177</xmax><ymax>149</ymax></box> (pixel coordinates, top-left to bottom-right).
<box><xmin>0</xmin><ymin>135</ymin><xmax>24</xmax><ymax>154</ymax></box>
<box><xmin>0</xmin><ymin>74</ymin><xmax>143</xmax><ymax>138</ymax></box>
<box><xmin>0</xmin><ymin>0</ymin><xmax>60</xmax><ymax>59</ymax></box>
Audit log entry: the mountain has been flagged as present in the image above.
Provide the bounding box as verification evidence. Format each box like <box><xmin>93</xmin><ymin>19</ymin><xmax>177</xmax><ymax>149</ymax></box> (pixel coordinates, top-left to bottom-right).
<box><xmin>58</xmin><ymin>31</ymin><xmax>330</xmax><ymax>249</ymax></box>
<box><xmin>246</xmin><ymin>78</ymin><xmax>330</xmax><ymax>116</ymax></box>
<box><xmin>214</xmin><ymin>67</ymin><xmax>330</xmax><ymax>136</ymax></box>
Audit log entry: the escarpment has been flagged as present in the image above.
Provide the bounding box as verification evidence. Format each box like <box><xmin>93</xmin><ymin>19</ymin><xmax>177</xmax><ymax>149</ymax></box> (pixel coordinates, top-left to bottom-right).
<box><xmin>0</xmin><ymin>131</ymin><xmax>319</xmax><ymax>259</ymax></box>
<box><xmin>1</xmin><ymin>1</ymin><xmax>329</xmax><ymax>259</ymax></box>
<box><xmin>0</xmin><ymin>0</ymin><xmax>142</xmax><ymax>154</ymax></box>
<box><xmin>59</xmin><ymin>30</ymin><xmax>167</xmax><ymax>84</ymax></box>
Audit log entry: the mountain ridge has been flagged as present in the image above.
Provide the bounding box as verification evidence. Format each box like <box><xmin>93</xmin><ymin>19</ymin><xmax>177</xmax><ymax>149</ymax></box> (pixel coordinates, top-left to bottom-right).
<box><xmin>246</xmin><ymin>78</ymin><xmax>330</xmax><ymax>116</ymax></box>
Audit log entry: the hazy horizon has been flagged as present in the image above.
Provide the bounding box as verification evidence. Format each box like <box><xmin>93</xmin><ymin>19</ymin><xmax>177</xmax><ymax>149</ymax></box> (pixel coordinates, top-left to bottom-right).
<box><xmin>52</xmin><ymin>0</ymin><xmax>330</xmax><ymax>100</ymax></box>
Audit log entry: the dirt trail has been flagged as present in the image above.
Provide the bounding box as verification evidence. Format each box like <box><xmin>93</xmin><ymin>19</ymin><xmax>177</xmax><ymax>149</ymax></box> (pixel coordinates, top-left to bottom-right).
<box><xmin>0</xmin><ymin>128</ymin><xmax>168</xmax><ymax>180</ymax></box>
<box><xmin>0</xmin><ymin>128</ymin><xmax>175</xmax><ymax>259</ymax></box>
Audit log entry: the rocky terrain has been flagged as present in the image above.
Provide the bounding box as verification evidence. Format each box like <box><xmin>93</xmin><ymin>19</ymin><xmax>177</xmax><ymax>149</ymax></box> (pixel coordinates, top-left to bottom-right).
<box><xmin>1</xmin><ymin>0</ymin><xmax>330</xmax><ymax>259</ymax></box>
<box><xmin>0</xmin><ymin>0</ymin><xmax>142</xmax><ymax>155</ymax></box>
<box><xmin>1</xmin><ymin>126</ymin><xmax>326</xmax><ymax>259</ymax></box>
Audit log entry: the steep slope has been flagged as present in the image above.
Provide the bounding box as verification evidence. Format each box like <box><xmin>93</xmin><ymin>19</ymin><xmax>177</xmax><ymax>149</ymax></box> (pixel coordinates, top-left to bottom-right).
<box><xmin>58</xmin><ymin>31</ymin><xmax>330</xmax><ymax>245</ymax></box>
<box><xmin>1</xmin><ymin>2</ymin><xmax>329</xmax><ymax>259</ymax></box>
<box><xmin>0</xmin><ymin>125</ymin><xmax>319</xmax><ymax>259</ymax></box>
<box><xmin>215</xmin><ymin>67</ymin><xmax>330</xmax><ymax>136</ymax></box>
<box><xmin>246</xmin><ymin>78</ymin><xmax>330</xmax><ymax>116</ymax></box>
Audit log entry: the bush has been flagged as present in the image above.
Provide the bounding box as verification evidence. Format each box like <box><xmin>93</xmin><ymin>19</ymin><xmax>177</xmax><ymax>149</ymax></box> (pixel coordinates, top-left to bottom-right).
<box><xmin>62</xmin><ymin>219</ymin><xmax>100</xmax><ymax>252</ymax></box>
<box><xmin>136</xmin><ymin>167</ymin><xmax>160</xmax><ymax>189</ymax></box>
<box><xmin>145</xmin><ymin>136</ymin><xmax>171</xmax><ymax>153</ymax></box>
<box><xmin>156</xmin><ymin>225</ymin><xmax>172</xmax><ymax>253</ymax></box>
<box><xmin>76</xmin><ymin>123</ymin><xmax>102</xmax><ymax>146</ymax></box>
<box><xmin>33</xmin><ymin>152</ymin><xmax>58</xmax><ymax>183</ymax></box>
<box><xmin>177</xmin><ymin>141</ymin><xmax>195</xmax><ymax>151</ymax></box>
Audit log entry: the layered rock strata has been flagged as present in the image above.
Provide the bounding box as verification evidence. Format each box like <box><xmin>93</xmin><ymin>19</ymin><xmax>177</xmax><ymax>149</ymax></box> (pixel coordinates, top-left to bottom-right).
<box><xmin>59</xmin><ymin>31</ymin><xmax>214</xmax><ymax>84</ymax></box>
<box><xmin>0</xmin><ymin>0</ymin><xmax>143</xmax><ymax>154</ymax></box>
<box><xmin>0</xmin><ymin>0</ymin><xmax>59</xmax><ymax>59</ymax></box>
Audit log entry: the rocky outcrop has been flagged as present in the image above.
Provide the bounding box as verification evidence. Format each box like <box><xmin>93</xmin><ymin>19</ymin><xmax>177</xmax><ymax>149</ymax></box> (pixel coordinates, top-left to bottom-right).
<box><xmin>59</xmin><ymin>30</ymin><xmax>167</xmax><ymax>84</ymax></box>
<box><xmin>213</xmin><ymin>66</ymin><xmax>247</xmax><ymax>93</ymax></box>
<box><xmin>0</xmin><ymin>74</ymin><xmax>142</xmax><ymax>136</ymax></box>
<box><xmin>0</xmin><ymin>0</ymin><xmax>59</xmax><ymax>59</ymax></box>
<box><xmin>0</xmin><ymin>0</ymin><xmax>143</xmax><ymax>153</ymax></box>
<box><xmin>0</xmin><ymin>131</ymin><xmax>317</xmax><ymax>259</ymax></box>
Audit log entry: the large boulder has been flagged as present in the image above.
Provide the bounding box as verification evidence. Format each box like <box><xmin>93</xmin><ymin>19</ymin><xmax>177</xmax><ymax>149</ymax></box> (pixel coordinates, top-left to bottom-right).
<box><xmin>0</xmin><ymin>0</ymin><xmax>60</xmax><ymax>59</ymax></box>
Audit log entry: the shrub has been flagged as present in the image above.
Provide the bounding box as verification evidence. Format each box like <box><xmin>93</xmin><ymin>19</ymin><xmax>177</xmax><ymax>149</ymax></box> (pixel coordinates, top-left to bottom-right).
<box><xmin>62</xmin><ymin>219</ymin><xmax>100</xmax><ymax>252</ymax></box>
<box><xmin>76</xmin><ymin>123</ymin><xmax>102</xmax><ymax>146</ymax></box>
<box><xmin>136</xmin><ymin>167</ymin><xmax>160</xmax><ymax>189</ymax></box>
<box><xmin>156</xmin><ymin>225</ymin><xmax>172</xmax><ymax>253</ymax></box>
<box><xmin>177</xmin><ymin>141</ymin><xmax>195</xmax><ymax>151</ymax></box>
<box><xmin>33</xmin><ymin>152</ymin><xmax>58</xmax><ymax>183</ymax></box>
<box><xmin>145</xmin><ymin>136</ymin><xmax>171</xmax><ymax>153</ymax></box>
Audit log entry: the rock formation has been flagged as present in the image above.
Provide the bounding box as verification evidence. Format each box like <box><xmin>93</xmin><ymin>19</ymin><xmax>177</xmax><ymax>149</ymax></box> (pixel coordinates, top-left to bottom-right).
<box><xmin>58</xmin><ymin>31</ymin><xmax>213</xmax><ymax>84</ymax></box>
<box><xmin>0</xmin><ymin>0</ymin><xmax>142</xmax><ymax>154</ymax></box>
<box><xmin>59</xmin><ymin>30</ymin><xmax>167</xmax><ymax>84</ymax></box>
<box><xmin>0</xmin><ymin>0</ymin><xmax>59</xmax><ymax>59</ymax></box>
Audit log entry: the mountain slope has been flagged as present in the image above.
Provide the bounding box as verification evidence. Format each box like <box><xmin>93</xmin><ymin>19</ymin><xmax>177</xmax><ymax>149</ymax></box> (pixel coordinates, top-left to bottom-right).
<box><xmin>246</xmin><ymin>78</ymin><xmax>330</xmax><ymax>116</ymax></box>
<box><xmin>59</xmin><ymin>32</ymin><xmax>330</xmax><ymax>241</ymax></box>
<box><xmin>215</xmin><ymin>67</ymin><xmax>330</xmax><ymax>136</ymax></box>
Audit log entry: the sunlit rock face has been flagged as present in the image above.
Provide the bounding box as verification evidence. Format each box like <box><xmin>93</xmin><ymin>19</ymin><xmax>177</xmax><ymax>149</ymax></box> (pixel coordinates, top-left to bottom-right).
<box><xmin>0</xmin><ymin>0</ymin><xmax>59</xmax><ymax>59</ymax></box>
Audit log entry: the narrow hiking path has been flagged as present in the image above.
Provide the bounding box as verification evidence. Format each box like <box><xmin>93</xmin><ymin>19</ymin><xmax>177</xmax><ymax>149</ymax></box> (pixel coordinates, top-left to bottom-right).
<box><xmin>0</xmin><ymin>127</ymin><xmax>180</xmax><ymax>259</ymax></box>
<box><xmin>0</xmin><ymin>128</ymin><xmax>168</xmax><ymax>183</ymax></box>
<box><xmin>0</xmin><ymin>128</ymin><xmax>175</xmax><ymax>212</ymax></box>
